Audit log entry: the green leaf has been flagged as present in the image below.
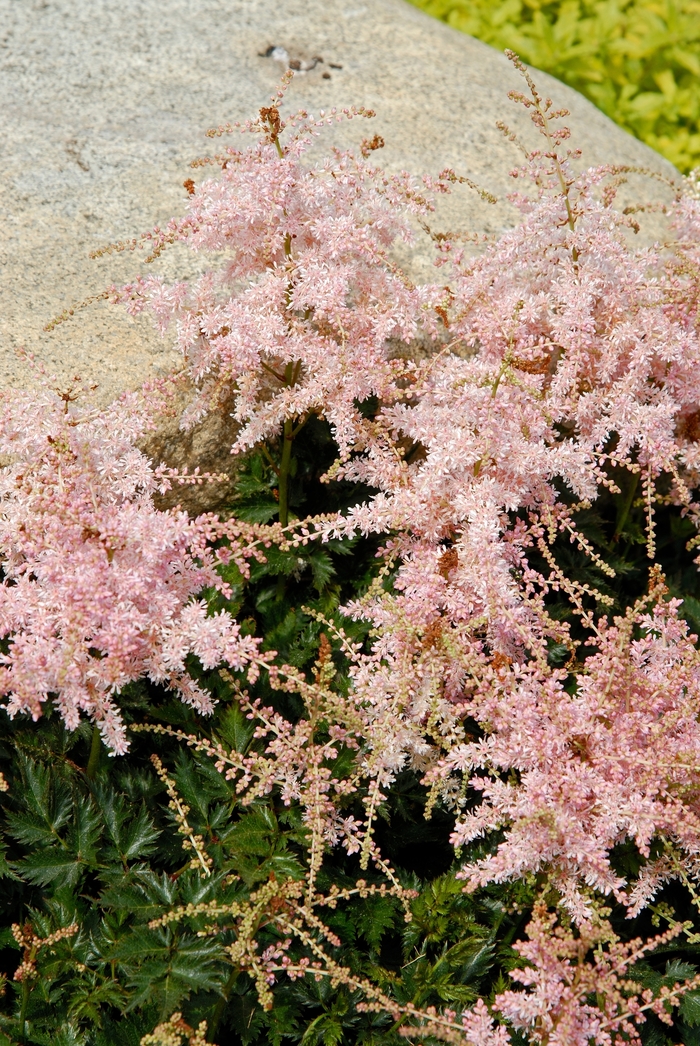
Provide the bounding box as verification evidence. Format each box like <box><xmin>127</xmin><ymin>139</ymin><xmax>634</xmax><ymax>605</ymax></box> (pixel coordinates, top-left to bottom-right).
<box><xmin>66</xmin><ymin>979</ymin><xmax>127</xmax><ymax>1024</ymax></box>
<box><xmin>0</xmin><ymin>926</ymin><xmax>18</xmax><ymax>949</ymax></box>
<box><xmin>664</xmin><ymin>959</ymin><xmax>698</xmax><ymax>984</ymax></box>
<box><xmin>226</xmin><ymin>994</ymin><xmax>270</xmax><ymax>1046</ymax></box>
<box><xmin>228</xmin><ymin>808</ymin><xmax>280</xmax><ymax>857</ymax></box>
<box><xmin>115</xmin><ymin>805</ymin><xmax>161</xmax><ymax>863</ymax></box>
<box><xmin>100</xmin><ymin>870</ymin><xmax>178</xmax><ymax>917</ymax></box>
<box><xmin>26</xmin><ymin>1024</ymin><xmax>89</xmax><ymax>1046</ymax></box>
<box><xmin>355</xmin><ymin>895</ymin><xmax>398</xmax><ymax>950</ymax></box>
<box><xmin>93</xmin><ymin>784</ymin><xmax>160</xmax><ymax>864</ymax></box>
<box><xmin>66</xmin><ymin>797</ymin><xmax>102</xmax><ymax>866</ymax></box>
<box><xmin>95</xmin><ymin>1012</ymin><xmax>155</xmax><ymax>1046</ymax></box>
<box><xmin>681</xmin><ymin>991</ymin><xmax>700</xmax><ymax>1027</ymax></box>
<box><xmin>122</xmin><ymin>931</ymin><xmax>225</xmax><ymax>1015</ymax></box>
<box><xmin>301</xmin><ymin>1013</ymin><xmax>345</xmax><ymax>1046</ymax></box>
<box><xmin>6</xmin><ymin>755</ymin><xmax>72</xmax><ymax>846</ymax></box>
<box><xmin>0</xmin><ymin>839</ymin><xmax>21</xmax><ymax>881</ymax></box>
<box><xmin>17</xmin><ymin>848</ymin><xmax>86</xmax><ymax>889</ymax></box>
<box><xmin>307</xmin><ymin>550</ymin><xmax>336</xmax><ymax>592</ymax></box>
<box><xmin>215</xmin><ymin>702</ymin><xmax>255</xmax><ymax>754</ymax></box>
<box><xmin>236</xmin><ymin>501</ymin><xmax>280</xmax><ymax>524</ymax></box>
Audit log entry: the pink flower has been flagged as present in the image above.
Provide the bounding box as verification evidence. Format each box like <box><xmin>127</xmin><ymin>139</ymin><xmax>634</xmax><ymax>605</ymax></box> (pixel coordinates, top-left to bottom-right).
<box><xmin>0</xmin><ymin>385</ymin><xmax>260</xmax><ymax>752</ymax></box>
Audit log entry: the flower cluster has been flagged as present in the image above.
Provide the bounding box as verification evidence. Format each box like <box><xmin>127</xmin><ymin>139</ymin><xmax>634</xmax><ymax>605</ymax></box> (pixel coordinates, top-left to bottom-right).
<box><xmin>493</xmin><ymin>905</ymin><xmax>699</xmax><ymax>1046</ymax></box>
<box><xmin>11</xmin><ymin>921</ymin><xmax>79</xmax><ymax>983</ymax></box>
<box><xmin>331</xmin><ymin>64</ymin><xmax>700</xmax><ymax>923</ymax></box>
<box><xmin>444</xmin><ymin>581</ymin><xmax>700</xmax><ymax>920</ymax></box>
<box><xmin>110</xmin><ymin>79</ymin><xmax>444</xmax><ymax>462</ymax></box>
<box><xmin>140</xmin><ymin>1013</ymin><xmax>208</xmax><ymax>1046</ymax></box>
<box><xmin>106</xmin><ymin>66</ymin><xmax>700</xmax><ymax>1040</ymax></box>
<box><xmin>0</xmin><ymin>382</ymin><xmax>261</xmax><ymax>752</ymax></box>
<box><xmin>7</xmin><ymin>61</ymin><xmax>700</xmax><ymax>1045</ymax></box>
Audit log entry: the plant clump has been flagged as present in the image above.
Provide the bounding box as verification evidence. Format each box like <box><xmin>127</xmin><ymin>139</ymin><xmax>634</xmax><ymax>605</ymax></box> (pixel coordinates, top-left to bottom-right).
<box><xmin>3</xmin><ymin>61</ymin><xmax>700</xmax><ymax>1046</ymax></box>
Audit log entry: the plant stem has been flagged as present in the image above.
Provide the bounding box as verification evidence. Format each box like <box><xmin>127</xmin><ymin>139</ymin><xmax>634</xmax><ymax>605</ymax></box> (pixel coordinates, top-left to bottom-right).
<box><xmin>277</xmin><ymin>360</ymin><xmax>300</xmax><ymax>530</ymax></box>
<box><xmin>208</xmin><ymin>967</ymin><xmax>239</xmax><ymax>1042</ymax></box>
<box><xmin>278</xmin><ymin>418</ymin><xmax>294</xmax><ymax>529</ymax></box>
<box><xmin>85</xmin><ymin>723</ymin><xmax>102</xmax><ymax>779</ymax></box>
<box><xmin>19</xmin><ymin>980</ymin><xmax>28</xmax><ymax>1043</ymax></box>
<box><xmin>613</xmin><ymin>470</ymin><xmax>639</xmax><ymax>541</ymax></box>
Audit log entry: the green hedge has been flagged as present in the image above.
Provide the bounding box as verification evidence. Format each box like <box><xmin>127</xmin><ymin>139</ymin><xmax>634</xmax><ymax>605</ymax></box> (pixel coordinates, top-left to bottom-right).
<box><xmin>405</xmin><ymin>0</ymin><xmax>700</xmax><ymax>172</ymax></box>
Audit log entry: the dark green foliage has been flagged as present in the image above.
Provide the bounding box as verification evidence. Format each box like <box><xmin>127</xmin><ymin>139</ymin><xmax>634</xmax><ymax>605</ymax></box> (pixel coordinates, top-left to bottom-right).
<box><xmin>0</xmin><ymin>711</ymin><xmax>521</xmax><ymax>1045</ymax></box>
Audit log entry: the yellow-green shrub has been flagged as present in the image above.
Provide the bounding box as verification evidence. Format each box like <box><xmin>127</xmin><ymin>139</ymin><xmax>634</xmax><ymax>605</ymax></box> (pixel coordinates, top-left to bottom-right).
<box><xmin>406</xmin><ymin>0</ymin><xmax>700</xmax><ymax>171</ymax></box>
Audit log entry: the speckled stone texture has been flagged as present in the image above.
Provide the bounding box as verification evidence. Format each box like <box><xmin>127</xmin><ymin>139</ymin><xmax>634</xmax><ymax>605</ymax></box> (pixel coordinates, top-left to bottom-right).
<box><xmin>0</xmin><ymin>0</ymin><xmax>681</xmax><ymax>509</ymax></box>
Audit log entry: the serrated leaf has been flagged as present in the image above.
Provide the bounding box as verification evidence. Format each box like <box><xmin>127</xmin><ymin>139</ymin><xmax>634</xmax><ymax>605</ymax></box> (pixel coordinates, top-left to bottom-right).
<box><xmin>215</xmin><ymin>702</ymin><xmax>255</xmax><ymax>754</ymax></box>
<box><xmin>442</xmin><ymin>939</ymin><xmax>495</xmax><ymax>984</ymax></box>
<box><xmin>681</xmin><ymin>991</ymin><xmax>700</xmax><ymax>1027</ymax></box>
<box><xmin>124</xmin><ymin>933</ymin><xmax>225</xmax><ymax>1015</ymax></box>
<box><xmin>227</xmin><ymin>994</ymin><xmax>269</xmax><ymax>1046</ymax></box>
<box><xmin>681</xmin><ymin>594</ymin><xmax>700</xmax><ymax>632</ymax></box>
<box><xmin>664</xmin><ymin>958</ymin><xmax>697</xmax><ymax>983</ymax></box>
<box><xmin>95</xmin><ymin>1012</ymin><xmax>154</xmax><ymax>1046</ymax></box>
<box><xmin>177</xmin><ymin>868</ymin><xmax>235</xmax><ymax>907</ymax></box>
<box><xmin>93</xmin><ymin>783</ymin><xmax>151</xmax><ymax>860</ymax></box>
<box><xmin>355</xmin><ymin>895</ymin><xmax>398</xmax><ymax>949</ymax></box>
<box><xmin>0</xmin><ymin>926</ymin><xmax>19</xmax><ymax>949</ymax></box>
<box><xmin>236</xmin><ymin>501</ymin><xmax>280</xmax><ymax>524</ymax></box>
<box><xmin>17</xmin><ymin>848</ymin><xmax>85</xmax><ymax>889</ymax></box>
<box><xmin>235</xmin><ymin>473</ymin><xmax>270</xmax><ymax>498</ymax></box>
<box><xmin>100</xmin><ymin>870</ymin><xmax>178</xmax><ymax>916</ymax></box>
<box><xmin>66</xmin><ymin>797</ymin><xmax>102</xmax><ymax>865</ymax></box>
<box><xmin>0</xmin><ymin>839</ymin><xmax>22</xmax><ymax>881</ymax></box>
<box><xmin>228</xmin><ymin>808</ymin><xmax>279</xmax><ymax>856</ymax></box>
<box><xmin>307</xmin><ymin>550</ymin><xmax>336</xmax><ymax>592</ymax></box>
<box><xmin>171</xmin><ymin>753</ymin><xmax>217</xmax><ymax>820</ymax></box>
<box><xmin>255</xmin><ymin>853</ymin><xmax>305</xmax><ymax>882</ymax></box>
<box><xmin>27</xmin><ymin>1024</ymin><xmax>89</xmax><ymax>1046</ymax></box>
<box><xmin>6</xmin><ymin>755</ymin><xmax>73</xmax><ymax>846</ymax></box>
<box><xmin>118</xmin><ymin>806</ymin><xmax>161</xmax><ymax>862</ymax></box>
<box><xmin>301</xmin><ymin>1014</ymin><xmax>345</xmax><ymax>1046</ymax></box>
<box><xmin>94</xmin><ymin>1016</ymin><xmax>151</xmax><ymax>1046</ymax></box>
<box><xmin>66</xmin><ymin>978</ymin><xmax>127</xmax><ymax>1024</ymax></box>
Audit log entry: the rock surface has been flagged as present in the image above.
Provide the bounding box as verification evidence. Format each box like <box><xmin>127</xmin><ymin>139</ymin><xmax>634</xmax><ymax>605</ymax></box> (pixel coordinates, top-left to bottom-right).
<box><xmin>0</xmin><ymin>0</ymin><xmax>682</xmax><ymax>508</ymax></box>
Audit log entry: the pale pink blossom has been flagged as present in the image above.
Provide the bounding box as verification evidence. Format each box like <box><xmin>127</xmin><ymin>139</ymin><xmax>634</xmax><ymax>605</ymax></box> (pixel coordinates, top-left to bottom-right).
<box><xmin>0</xmin><ymin>385</ymin><xmax>260</xmax><ymax>752</ymax></box>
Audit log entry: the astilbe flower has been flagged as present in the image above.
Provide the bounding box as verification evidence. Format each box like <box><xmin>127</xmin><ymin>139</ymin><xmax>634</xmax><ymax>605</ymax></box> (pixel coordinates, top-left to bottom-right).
<box><xmin>21</xmin><ymin>63</ymin><xmax>700</xmax><ymax>1042</ymax></box>
<box><xmin>492</xmin><ymin>903</ymin><xmax>698</xmax><ymax>1046</ymax></box>
<box><xmin>11</xmin><ymin>921</ymin><xmax>79</xmax><ymax>985</ymax></box>
<box><xmin>110</xmin><ymin>76</ymin><xmax>446</xmax><ymax>462</ymax></box>
<box><xmin>338</xmin><ymin>156</ymin><xmax>700</xmax><ymax>648</ymax></box>
<box><xmin>0</xmin><ymin>383</ymin><xmax>260</xmax><ymax>752</ymax></box>
<box><xmin>381</xmin><ymin>907</ymin><xmax>695</xmax><ymax>1046</ymax></box>
<box><xmin>134</xmin><ymin>623</ymin><xmax>416</xmax><ymax>899</ymax></box>
<box><xmin>140</xmin><ymin>1013</ymin><xmax>208</xmax><ymax>1046</ymax></box>
<box><xmin>438</xmin><ymin>579</ymin><xmax>700</xmax><ymax>918</ymax></box>
<box><xmin>320</xmin><ymin>68</ymin><xmax>700</xmax><ymax>919</ymax></box>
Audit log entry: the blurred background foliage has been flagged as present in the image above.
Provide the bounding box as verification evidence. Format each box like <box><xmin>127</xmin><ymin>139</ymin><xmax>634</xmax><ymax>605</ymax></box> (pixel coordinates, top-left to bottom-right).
<box><xmin>404</xmin><ymin>0</ymin><xmax>700</xmax><ymax>173</ymax></box>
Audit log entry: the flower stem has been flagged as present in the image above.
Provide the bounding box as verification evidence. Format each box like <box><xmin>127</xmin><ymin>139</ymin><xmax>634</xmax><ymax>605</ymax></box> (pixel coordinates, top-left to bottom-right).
<box><xmin>207</xmin><ymin>966</ymin><xmax>240</xmax><ymax>1041</ymax></box>
<box><xmin>277</xmin><ymin>360</ymin><xmax>302</xmax><ymax>529</ymax></box>
<box><xmin>208</xmin><ymin>968</ymin><xmax>239</xmax><ymax>1042</ymax></box>
<box><xmin>278</xmin><ymin>418</ymin><xmax>294</xmax><ymax>529</ymax></box>
<box><xmin>613</xmin><ymin>470</ymin><xmax>639</xmax><ymax>542</ymax></box>
<box><xmin>86</xmin><ymin>724</ymin><xmax>102</xmax><ymax>779</ymax></box>
<box><xmin>20</xmin><ymin>979</ymin><xmax>29</xmax><ymax>1043</ymax></box>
